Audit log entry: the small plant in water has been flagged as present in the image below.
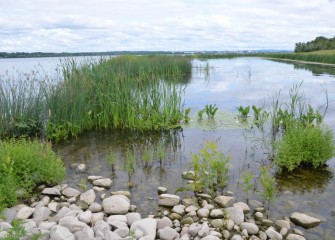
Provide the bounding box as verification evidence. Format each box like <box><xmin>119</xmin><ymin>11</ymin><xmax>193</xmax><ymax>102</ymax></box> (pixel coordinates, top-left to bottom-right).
<box><xmin>252</xmin><ymin>105</ymin><xmax>262</xmax><ymax>121</ymax></box>
<box><xmin>197</xmin><ymin>109</ymin><xmax>205</xmax><ymax>120</ymax></box>
<box><xmin>236</xmin><ymin>106</ymin><xmax>250</xmax><ymax>118</ymax></box>
<box><xmin>204</xmin><ymin>104</ymin><xmax>218</xmax><ymax>118</ymax></box>
<box><xmin>124</xmin><ymin>149</ymin><xmax>136</xmax><ymax>184</ymax></box>
<box><xmin>184</xmin><ymin>107</ymin><xmax>191</xmax><ymax>123</ymax></box>
<box><xmin>241</xmin><ymin>170</ymin><xmax>254</xmax><ymax>203</ymax></box>
<box><xmin>259</xmin><ymin>165</ymin><xmax>276</xmax><ymax>209</ymax></box>
<box><xmin>78</xmin><ymin>178</ymin><xmax>88</xmax><ymax>191</ymax></box>
<box><xmin>142</xmin><ymin>146</ymin><xmax>153</xmax><ymax>166</ymax></box>
<box><xmin>107</xmin><ymin>148</ymin><xmax>117</xmax><ymax>172</ymax></box>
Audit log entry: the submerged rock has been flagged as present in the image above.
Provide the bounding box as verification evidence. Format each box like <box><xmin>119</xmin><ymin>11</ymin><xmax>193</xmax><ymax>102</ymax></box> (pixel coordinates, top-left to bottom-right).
<box><xmin>290</xmin><ymin>212</ymin><xmax>322</xmax><ymax>228</ymax></box>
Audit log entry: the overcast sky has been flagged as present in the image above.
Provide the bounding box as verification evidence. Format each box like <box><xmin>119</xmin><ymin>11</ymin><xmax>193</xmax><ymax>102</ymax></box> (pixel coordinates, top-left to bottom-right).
<box><xmin>1</xmin><ymin>0</ymin><xmax>334</xmax><ymax>52</ymax></box>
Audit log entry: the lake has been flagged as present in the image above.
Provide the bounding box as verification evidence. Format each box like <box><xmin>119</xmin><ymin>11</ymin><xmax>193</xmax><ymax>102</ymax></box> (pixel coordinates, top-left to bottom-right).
<box><xmin>1</xmin><ymin>56</ymin><xmax>335</xmax><ymax>239</ymax></box>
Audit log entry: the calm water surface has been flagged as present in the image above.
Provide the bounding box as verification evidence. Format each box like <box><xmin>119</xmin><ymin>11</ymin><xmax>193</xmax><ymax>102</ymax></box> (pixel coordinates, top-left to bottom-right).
<box><xmin>1</xmin><ymin>57</ymin><xmax>335</xmax><ymax>239</ymax></box>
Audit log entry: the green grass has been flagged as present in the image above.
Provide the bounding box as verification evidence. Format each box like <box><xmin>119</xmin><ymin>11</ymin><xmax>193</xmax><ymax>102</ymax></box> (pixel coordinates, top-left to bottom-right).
<box><xmin>0</xmin><ymin>139</ymin><xmax>65</xmax><ymax>211</ymax></box>
<box><xmin>263</xmin><ymin>50</ymin><xmax>335</xmax><ymax>64</ymax></box>
<box><xmin>0</xmin><ymin>55</ymin><xmax>192</xmax><ymax>141</ymax></box>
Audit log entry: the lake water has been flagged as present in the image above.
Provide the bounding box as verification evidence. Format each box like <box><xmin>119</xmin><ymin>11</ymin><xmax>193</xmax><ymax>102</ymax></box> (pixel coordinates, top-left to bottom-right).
<box><xmin>1</xmin><ymin>56</ymin><xmax>335</xmax><ymax>239</ymax></box>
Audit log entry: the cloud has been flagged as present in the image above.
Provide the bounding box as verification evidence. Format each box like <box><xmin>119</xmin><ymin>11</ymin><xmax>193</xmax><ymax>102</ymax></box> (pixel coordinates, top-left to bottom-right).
<box><xmin>0</xmin><ymin>0</ymin><xmax>335</xmax><ymax>52</ymax></box>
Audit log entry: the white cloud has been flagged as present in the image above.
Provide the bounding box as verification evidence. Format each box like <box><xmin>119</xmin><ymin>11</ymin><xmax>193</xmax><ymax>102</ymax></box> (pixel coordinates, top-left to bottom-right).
<box><xmin>0</xmin><ymin>0</ymin><xmax>335</xmax><ymax>52</ymax></box>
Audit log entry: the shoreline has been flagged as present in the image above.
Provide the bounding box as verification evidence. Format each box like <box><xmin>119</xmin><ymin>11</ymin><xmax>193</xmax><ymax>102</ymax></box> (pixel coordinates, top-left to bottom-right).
<box><xmin>263</xmin><ymin>57</ymin><xmax>335</xmax><ymax>67</ymax></box>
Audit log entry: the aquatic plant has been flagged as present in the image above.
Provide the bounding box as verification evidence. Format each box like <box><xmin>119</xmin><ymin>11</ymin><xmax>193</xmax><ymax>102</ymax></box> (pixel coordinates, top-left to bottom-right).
<box><xmin>236</xmin><ymin>106</ymin><xmax>250</xmax><ymax>118</ymax></box>
<box><xmin>190</xmin><ymin>141</ymin><xmax>230</xmax><ymax>194</ymax></box>
<box><xmin>259</xmin><ymin>165</ymin><xmax>277</xmax><ymax>209</ymax></box>
<box><xmin>241</xmin><ymin>170</ymin><xmax>254</xmax><ymax>202</ymax></box>
<box><xmin>204</xmin><ymin>104</ymin><xmax>218</xmax><ymax>118</ymax></box>
<box><xmin>107</xmin><ymin>148</ymin><xmax>117</xmax><ymax>172</ymax></box>
<box><xmin>141</xmin><ymin>146</ymin><xmax>154</xmax><ymax>166</ymax></box>
<box><xmin>197</xmin><ymin>109</ymin><xmax>205</xmax><ymax>120</ymax></box>
<box><xmin>184</xmin><ymin>107</ymin><xmax>191</xmax><ymax>123</ymax></box>
<box><xmin>252</xmin><ymin>105</ymin><xmax>263</xmax><ymax>121</ymax></box>
<box><xmin>124</xmin><ymin>149</ymin><xmax>136</xmax><ymax>182</ymax></box>
<box><xmin>78</xmin><ymin>178</ymin><xmax>88</xmax><ymax>191</ymax></box>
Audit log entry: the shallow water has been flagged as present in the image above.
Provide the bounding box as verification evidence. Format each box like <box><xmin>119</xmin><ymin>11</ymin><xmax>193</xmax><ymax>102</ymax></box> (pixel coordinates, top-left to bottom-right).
<box><xmin>2</xmin><ymin>57</ymin><xmax>335</xmax><ymax>238</ymax></box>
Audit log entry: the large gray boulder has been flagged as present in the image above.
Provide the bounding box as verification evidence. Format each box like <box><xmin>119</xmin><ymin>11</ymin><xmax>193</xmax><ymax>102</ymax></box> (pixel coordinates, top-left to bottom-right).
<box><xmin>62</xmin><ymin>188</ymin><xmax>81</xmax><ymax>198</ymax></box>
<box><xmin>158</xmin><ymin>194</ymin><xmax>180</xmax><ymax>207</ymax></box>
<box><xmin>226</xmin><ymin>206</ymin><xmax>244</xmax><ymax>225</ymax></box>
<box><xmin>240</xmin><ymin>222</ymin><xmax>259</xmax><ymax>235</ymax></box>
<box><xmin>16</xmin><ymin>206</ymin><xmax>35</xmax><ymax>220</ymax></box>
<box><xmin>77</xmin><ymin>189</ymin><xmax>96</xmax><ymax>209</ymax></box>
<box><xmin>102</xmin><ymin>195</ymin><xmax>130</xmax><ymax>214</ymax></box>
<box><xmin>290</xmin><ymin>212</ymin><xmax>322</xmax><ymax>228</ymax></box>
<box><xmin>93</xmin><ymin>178</ymin><xmax>113</xmax><ymax>188</ymax></box>
<box><xmin>58</xmin><ymin>216</ymin><xmax>89</xmax><ymax>233</ymax></box>
<box><xmin>214</xmin><ymin>196</ymin><xmax>235</xmax><ymax>207</ymax></box>
<box><xmin>50</xmin><ymin>225</ymin><xmax>75</xmax><ymax>240</ymax></box>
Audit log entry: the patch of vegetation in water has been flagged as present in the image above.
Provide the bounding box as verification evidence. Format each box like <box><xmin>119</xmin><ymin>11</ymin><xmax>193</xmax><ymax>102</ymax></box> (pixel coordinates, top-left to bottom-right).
<box><xmin>182</xmin><ymin>111</ymin><xmax>254</xmax><ymax>130</ymax></box>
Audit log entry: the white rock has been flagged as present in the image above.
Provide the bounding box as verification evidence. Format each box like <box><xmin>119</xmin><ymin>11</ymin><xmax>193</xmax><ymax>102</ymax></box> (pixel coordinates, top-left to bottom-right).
<box><xmin>214</xmin><ymin>196</ymin><xmax>235</xmax><ymax>207</ymax></box>
<box><xmin>114</xmin><ymin>227</ymin><xmax>130</xmax><ymax>238</ymax></box>
<box><xmin>42</xmin><ymin>188</ymin><xmax>61</xmax><ymax>196</ymax></box>
<box><xmin>58</xmin><ymin>216</ymin><xmax>89</xmax><ymax>233</ymax></box>
<box><xmin>16</xmin><ymin>206</ymin><xmax>35</xmax><ymax>220</ymax></box>
<box><xmin>200</xmin><ymin>235</ymin><xmax>221</xmax><ymax>240</ymax></box>
<box><xmin>275</xmin><ymin>219</ymin><xmax>291</xmax><ymax>230</ymax></box>
<box><xmin>233</xmin><ymin>202</ymin><xmax>250</xmax><ymax>213</ymax></box>
<box><xmin>188</xmin><ymin>223</ymin><xmax>202</xmax><ymax>237</ymax></box>
<box><xmin>158</xmin><ymin>227</ymin><xmax>178</xmax><ymax>240</ymax></box>
<box><xmin>198</xmin><ymin>222</ymin><xmax>210</xmax><ymax>237</ymax></box>
<box><xmin>210</xmin><ymin>209</ymin><xmax>224</xmax><ymax>218</ymax></box>
<box><xmin>126</xmin><ymin>212</ymin><xmax>142</xmax><ymax>226</ymax></box>
<box><xmin>210</xmin><ymin>219</ymin><xmax>224</xmax><ymax>228</ymax></box>
<box><xmin>78</xmin><ymin>210</ymin><xmax>92</xmax><ymax>224</ymax></box>
<box><xmin>265</xmin><ymin>226</ymin><xmax>283</xmax><ymax>240</ymax></box>
<box><xmin>197</xmin><ymin>208</ymin><xmax>210</xmax><ymax>218</ymax></box>
<box><xmin>157</xmin><ymin>187</ymin><xmax>168</xmax><ymax>194</ymax></box>
<box><xmin>92</xmin><ymin>212</ymin><xmax>105</xmax><ymax>225</ymax></box>
<box><xmin>78</xmin><ymin>189</ymin><xmax>96</xmax><ymax>209</ymax></box>
<box><xmin>33</xmin><ymin>207</ymin><xmax>51</xmax><ymax>224</ymax></box>
<box><xmin>157</xmin><ymin>216</ymin><xmax>173</xmax><ymax>229</ymax></box>
<box><xmin>93</xmin><ymin>178</ymin><xmax>113</xmax><ymax>188</ymax></box>
<box><xmin>38</xmin><ymin>221</ymin><xmax>57</xmax><ymax>230</ymax></box>
<box><xmin>130</xmin><ymin>218</ymin><xmax>157</xmax><ymax>239</ymax></box>
<box><xmin>0</xmin><ymin>222</ymin><xmax>12</xmax><ymax>231</ymax></box>
<box><xmin>159</xmin><ymin>194</ymin><xmax>180</xmax><ymax>207</ymax></box>
<box><xmin>290</xmin><ymin>212</ymin><xmax>322</xmax><ymax>228</ymax></box>
<box><xmin>88</xmin><ymin>202</ymin><xmax>102</xmax><ymax>213</ymax></box>
<box><xmin>240</xmin><ymin>222</ymin><xmax>259</xmax><ymax>235</ymax></box>
<box><xmin>48</xmin><ymin>202</ymin><xmax>61</xmax><ymax>213</ymax></box>
<box><xmin>286</xmin><ymin>234</ymin><xmax>306</xmax><ymax>240</ymax></box>
<box><xmin>108</xmin><ymin>220</ymin><xmax>128</xmax><ymax>229</ymax></box>
<box><xmin>111</xmin><ymin>191</ymin><xmax>131</xmax><ymax>198</ymax></box>
<box><xmin>50</xmin><ymin>225</ymin><xmax>75</xmax><ymax>240</ymax></box>
<box><xmin>62</xmin><ymin>188</ymin><xmax>81</xmax><ymax>198</ymax></box>
<box><xmin>231</xmin><ymin>234</ymin><xmax>244</xmax><ymax>240</ymax></box>
<box><xmin>102</xmin><ymin>195</ymin><xmax>130</xmax><ymax>214</ymax></box>
<box><xmin>107</xmin><ymin>215</ymin><xmax>127</xmax><ymax>223</ymax></box>
<box><xmin>226</xmin><ymin>206</ymin><xmax>244</xmax><ymax>225</ymax></box>
<box><xmin>77</xmin><ymin>164</ymin><xmax>86</xmax><ymax>172</ymax></box>
<box><xmin>172</xmin><ymin>205</ymin><xmax>185</xmax><ymax>215</ymax></box>
<box><xmin>88</xmin><ymin>176</ymin><xmax>102</xmax><ymax>181</ymax></box>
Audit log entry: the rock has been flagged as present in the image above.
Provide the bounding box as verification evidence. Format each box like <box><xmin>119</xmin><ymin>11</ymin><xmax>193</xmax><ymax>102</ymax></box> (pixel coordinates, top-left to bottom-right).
<box><xmin>0</xmin><ymin>222</ymin><xmax>12</xmax><ymax>231</ymax></box>
<box><xmin>158</xmin><ymin>227</ymin><xmax>178</xmax><ymax>240</ymax></box>
<box><xmin>89</xmin><ymin>202</ymin><xmax>102</xmax><ymax>213</ymax></box>
<box><xmin>188</xmin><ymin>223</ymin><xmax>202</xmax><ymax>237</ymax></box>
<box><xmin>261</xmin><ymin>219</ymin><xmax>273</xmax><ymax>227</ymax></box>
<box><xmin>280</xmin><ymin>227</ymin><xmax>288</xmax><ymax>237</ymax></box>
<box><xmin>214</xmin><ymin>196</ymin><xmax>235</xmax><ymax>208</ymax></box>
<box><xmin>182</xmin><ymin>171</ymin><xmax>195</xmax><ymax>180</ymax></box>
<box><xmin>59</xmin><ymin>216</ymin><xmax>89</xmax><ymax>233</ymax></box>
<box><xmin>196</xmin><ymin>194</ymin><xmax>212</xmax><ymax>200</ymax></box>
<box><xmin>111</xmin><ymin>191</ymin><xmax>131</xmax><ymax>198</ymax></box>
<box><xmin>92</xmin><ymin>212</ymin><xmax>105</xmax><ymax>225</ymax></box>
<box><xmin>290</xmin><ymin>212</ymin><xmax>322</xmax><ymax>228</ymax></box>
<box><xmin>39</xmin><ymin>222</ymin><xmax>57</xmax><ymax>230</ymax></box>
<box><xmin>286</xmin><ymin>234</ymin><xmax>306</xmax><ymax>240</ymax></box>
<box><xmin>226</xmin><ymin>206</ymin><xmax>244</xmax><ymax>225</ymax></box>
<box><xmin>201</xmin><ymin>236</ymin><xmax>221</xmax><ymax>240</ymax></box>
<box><xmin>88</xmin><ymin>176</ymin><xmax>102</xmax><ymax>181</ymax></box>
<box><xmin>93</xmin><ymin>178</ymin><xmax>113</xmax><ymax>188</ymax></box>
<box><xmin>107</xmin><ymin>220</ymin><xmax>128</xmax><ymax>229</ymax></box>
<box><xmin>77</xmin><ymin>164</ymin><xmax>86</xmax><ymax>172</ymax></box>
<box><xmin>249</xmin><ymin>200</ymin><xmax>263</xmax><ymax>209</ymax></box>
<box><xmin>210</xmin><ymin>219</ymin><xmax>224</xmax><ymax>228</ymax></box>
<box><xmin>157</xmin><ymin>216</ymin><xmax>173</xmax><ymax>229</ymax></box>
<box><xmin>159</xmin><ymin>194</ymin><xmax>180</xmax><ymax>207</ymax></box>
<box><xmin>265</xmin><ymin>227</ymin><xmax>282</xmax><ymax>240</ymax></box>
<box><xmin>102</xmin><ymin>195</ymin><xmax>130</xmax><ymax>214</ymax></box>
<box><xmin>107</xmin><ymin>215</ymin><xmax>127</xmax><ymax>222</ymax></box>
<box><xmin>222</xmin><ymin>229</ymin><xmax>230</xmax><ymax>239</ymax></box>
<box><xmin>185</xmin><ymin>205</ymin><xmax>199</xmax><ymax>213</ymax></box>
<box><xmin>78</xmin><ymin>210</ymin><xmax>92</xmax><ymax>224</ymax></box>
<box><xmin>254</xmin><ymin>212</ymin><xmax>264</xmax><ymax>221</ymax></box>
<box><xmin>240</xmin><ymin>222</ymin><xmax>259</xmax><ymax>235</ymax></box>
<box><xmin>50</xmin><ymin>225</ymin><xmax>75</xmax><ymax>240</ymax></box>
<box><xmin>258</xmin><ymin>231</ymin><xmax>267</xmax><ymax>240</ymax></box>
<box><xmin>126</xmin><ymin>212</ymin><xmax>142</xmax><ymax>226</ymax></box>
<box><xmin>181</xmin><ymin>216</ymin><xmax>194</xmax><ymax>225</ymax></box>
<box><xmin>130</xmin><ymin>218</ymin><xmax>157</xmax><ymax>239</ymax></box>
<box><xmin>210</xmin><ymin>209</ymin><xmax>224</xmax><ymax>218</ymax></box>
<box><xmin>48</xmin><ymin>202</ymin><xmax>61</xmax><ymax>213</ymax></box>
<box><xmin>74</xmin><ymin>227</ymin><xmax>95</xmax><ymax>240</ymax></box>
<box><xmin>197</xmin><ymin>208</ymin><xmax>210</xmax><ymax>218</ymax></box>
<box><xmin>170</xmin><ymin>213</ymin><xmax>182</xmax><ymax>220</ymax></box>
<box><xmin>233</xmin><ymin>202</ymin><xmax>250</xmax><ymax>213</ymax></box>
<box><xmin>0</xmin><ymin>232</ymin><xmax>8</xmax><ymax>239</ymax></box>
<box><xmin>172</xmin><ymin>205</ymin><xmax>186</xmax><ymax>215</ymax></box>
<box><xmin>78</xmin><ymin>189</ymin><xmax>96</xmax><ymax>209</ymax></box>
<box><xmin>231</xmin><ymin>235</ymin><xmax>244</xmax><ymax>240</ymax></box>
<box><xmin>114</xmin><ymin>227</ymin><xmax>130</xmax><ymax>238</ymax></box>
<box><xmin>62</xmin><ymin>187</ymin><xmax>81</xmax><ymax>198</ymax></box>
<box><xmin>16</xmin><ymin>206</ymin><xmax>35</xmax><ymax>220</ymax></box>
<box><xmin>42</xmin><ymin>188</ymin><xmax>61</xmax><ymax>196</ymax></box>
<box><xmin>274</xmin><ymin>219</ymin><xmax>291</xmax><ymax>230</ymax></box>
<box><xmin>2</xmin><ymin>208</ymin><xmax>17</xmax><ymax>223</ymax></box>
<box><xmin>48</xmin><ymin>206</ymin><xmax>71</xmax><ymax>222</ymax></box>
<box><xmin>198</xmin><ymin>222</ymin><xmax>210</xmax><ymax>237</ymax></box>
<box><xmin>224</xmin><ymin>219</ymin><xmax>235</xmax><ymax>231</ymax></box>
<box><xmin>94</xmin><ymin>220</ymin><xmax>110</xmax><ymax>232</ymax></box>
<box><xmin>33</xmin><ymin>206</ymin><xmax>51</xmax><ymax>223</ymax></box>
<box><xmin>157</xmin><ymin>187</ymin><xmax>168</xmax><ymax>194</ymax></box>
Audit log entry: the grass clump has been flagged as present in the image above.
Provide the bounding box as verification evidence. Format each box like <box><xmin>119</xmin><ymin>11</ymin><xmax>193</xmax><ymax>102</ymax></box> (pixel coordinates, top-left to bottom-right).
<box><xmin>275</xmin><ymin>125</ymin><xmax>335</xmax><ymax>171</ymax></box>
<box><xmin>0</xmin><ymin>139</ymin><xmax>65</xmax><ymax>211</ymax></box>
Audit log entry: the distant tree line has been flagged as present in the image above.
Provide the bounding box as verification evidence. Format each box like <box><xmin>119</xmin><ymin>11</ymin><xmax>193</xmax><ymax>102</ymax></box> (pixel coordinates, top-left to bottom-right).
<box><xmin>295</xmin><ymin>36</ymin><xmax>335</xmax><ymax>53</ymax></box>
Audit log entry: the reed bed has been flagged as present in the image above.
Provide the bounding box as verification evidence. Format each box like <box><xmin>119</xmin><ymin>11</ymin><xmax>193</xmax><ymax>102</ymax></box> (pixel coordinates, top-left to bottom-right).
<box><xmin>0</xmin><ymin>55</ymin><xmax>192</xmax><ymax>141</ymax></box>
<box><xmin>264</xmin><ymin>50</ymin><xmax>335</xmax><ymax>64</ymax></box>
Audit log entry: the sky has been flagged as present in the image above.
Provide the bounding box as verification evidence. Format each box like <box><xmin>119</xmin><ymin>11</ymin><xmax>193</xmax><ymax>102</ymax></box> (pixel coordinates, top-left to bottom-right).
<box><xmin>0</xmin><ymin>0</ymin><xmax>335</xmax><ymax>52</ymax></box>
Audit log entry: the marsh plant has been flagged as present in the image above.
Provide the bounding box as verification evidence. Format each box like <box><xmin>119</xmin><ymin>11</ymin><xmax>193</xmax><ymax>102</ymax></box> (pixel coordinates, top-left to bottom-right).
<box><xmin>124</xmin><ymin>149</ymin><xmax>136</xmax><ymax>182</ymax></box>
<box><xmin>107</xmin><ymin>148</ymin><xmax>117</xmax><ymax>172</ymax></box>
<box><xmin>197</xmin><ymin>109</ymin><xmax>205</xmax><ymax>120</ymax></box>
<box><xmin>204</xmin><ymin>104</ymin><xmax>219</xmax><ymax>118</ymax></box>
<box><xmin>241</xmin><ymin>170</ymin><xmax>254</xmax><ymax>203</ymax></box>
<box><xmin>252</xmin><ymin>105</ymin><xmax>263</xmax><ymax>121</ymax></box>
<box><xmin>190</xmin><ymin>141</ymin><xmax>230</xmax><ymax>194</ymax></box>
<box><xmin>259</xmin><ymin>165</ymin><xmax>277</xmax><ymax>209</ymax></box>
<box><xmin>141</xmin><ymin>146</ymin><xmax>154</xmax><ymax>166</ymax></box>
<box><xmin>78</xmin><ymin>178</ymin><xmax>88</xmax><ymax>191</ymax></box>
<box><xmin>236</xmin><ymin>105</ymin><xmax>250</xmax><ymax>118</ymax></box>
<box><xmin>184</xmin><ymin>107</ymin><xmax>191</xmax><ymax>123</ymax></box>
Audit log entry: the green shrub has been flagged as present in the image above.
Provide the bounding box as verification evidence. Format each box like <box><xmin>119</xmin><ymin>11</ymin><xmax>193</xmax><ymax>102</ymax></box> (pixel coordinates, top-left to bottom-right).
<box><xmin>0</xmin><ymin>139</ymin><xmax>65</xmax><ymax>211</ymax></box>
<box><xmin>275</xmin><ymin>125</ymin><xmax>335</xmax><ymax>171</ymax></box>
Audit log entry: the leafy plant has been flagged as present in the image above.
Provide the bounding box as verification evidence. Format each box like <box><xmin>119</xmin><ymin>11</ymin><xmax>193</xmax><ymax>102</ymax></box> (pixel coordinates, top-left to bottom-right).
<box><xmin>197</xmin><ymin>109</ymin><xmax>205</xmax><ymax>120</ymax></box>
<box><xmin>242</xmin><ymin>170</ymin><xmax>254</xmax><ymax>202</ymax></box>
<box><xmin>190</xmin><ymin>141</ymin><xmax>230</xmax><ymax>194</ymax></box>
<box><xmin>184</xmin><ymin>107</ymin><xmax>191</xmax><ymax>123</ymax></box>
<box><xmin>259</xmin><ymin>165</ymin><xmax>277</xmax><ymax>209</ymax></box>
<box><xmin>0</xmin><ymin>139</ymin><xmax>65</xmax><ymax>211</ymax></box>
<box><xmin>204</xmin><ymin>104</ymin><xmax>218</xmax><ymax>118</ymax></box>
<box><xmin>252</xmin><ymin>105</ymin><xmax>262</xmax><ymax>120</ymax></box>
<box><xmin>275</xmin><ymin>124</ymin><xmax>335</xmax><ymax>171</ymax></box>
<box><xmin>236</xmin><ymin>106</ymin><xmax>250</xmax><ymax>117</ymax></box>
<box><xmin>2</xmin><ymin>220</ymin><xmax>27</xmax><ymax>240</ymax></box>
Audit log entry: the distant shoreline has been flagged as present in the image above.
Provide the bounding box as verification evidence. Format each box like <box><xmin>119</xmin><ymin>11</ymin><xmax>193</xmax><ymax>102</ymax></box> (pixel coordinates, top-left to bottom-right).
<box><xmin>264</xmin><ymin>57</ymin><xmax>335</xmax><ymax>67</ymax></box>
